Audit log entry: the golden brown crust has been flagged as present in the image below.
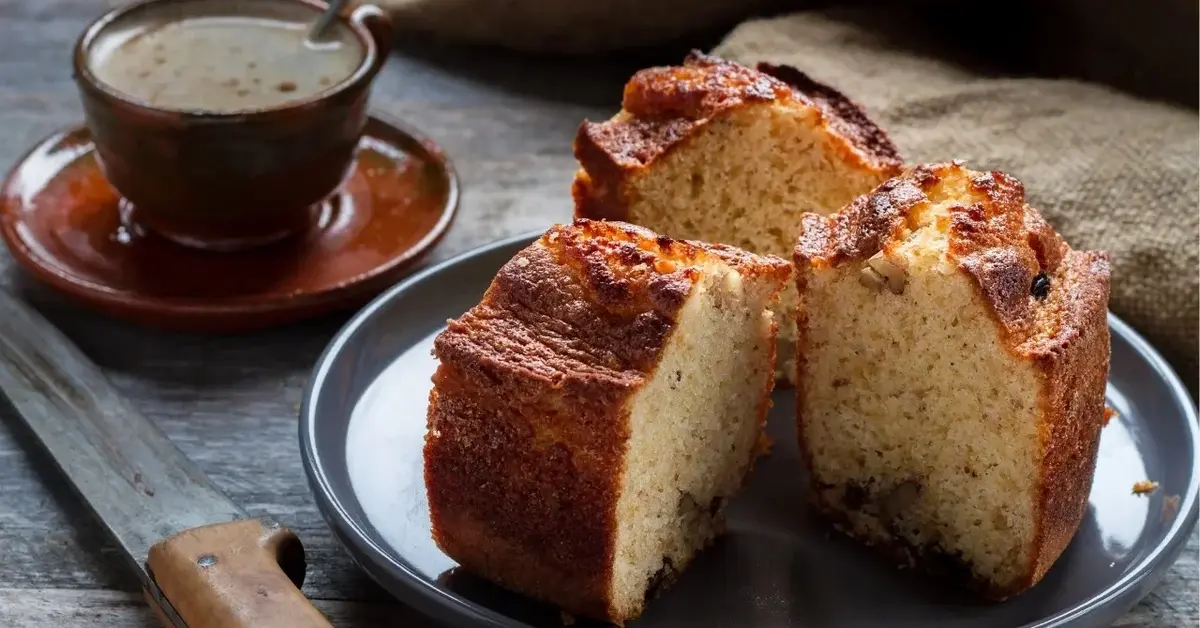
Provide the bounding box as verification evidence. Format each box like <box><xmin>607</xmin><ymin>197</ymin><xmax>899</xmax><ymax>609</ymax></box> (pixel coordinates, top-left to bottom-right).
<box><xmin>755</xmin><ymin>62</ymin><xmax>901</xmax><ymax>169</ymax></box>
<box><xmin>793</xmin><ymin>162</ymin><xmax>1111</xmax><ymax>598</ymax></box>
<box><xmin>623</xmin><ymin>51</ymin><xmax>785</xmax><ymax>121</ymax></box>
<box><xmin>1023</xmin><ymin>247</ymin><xmax>1110</xmax><ymax>592</ymax></box>
<box><xmin>572</xmin><ymin>51</ymin><xmax>903</xmax><ymax>221</ymax></box>
<box><xmin>792</xmin><ymin>169</ymin><xmax>929</xmax><ymax>270</ymax></box>
<box><xmin>425</xmin><ymin>218</ymin><xmax>787</xmax><ymax>621</ymax></box>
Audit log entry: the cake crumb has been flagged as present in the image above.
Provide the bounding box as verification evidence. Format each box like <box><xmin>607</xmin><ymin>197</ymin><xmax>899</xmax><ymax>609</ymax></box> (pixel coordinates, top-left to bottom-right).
<box><xmin>1103</xmin><ymin>406</ymin><xmax>1118</xmax><ymax>426</ymax></box>
<box><xmin>1131</xmin><ymin>480</ymin><xmax>1159</xmax><ymax>495</ymax></box>
<box><xmin>1162</xmin><ymin>494</ymin><xmax>1181</xmax><ymax>522</ymax></box>
<box><xmin>559</xmin><ymin>611</ymin><xmax>576</xmax><ymax>625</ymax></box>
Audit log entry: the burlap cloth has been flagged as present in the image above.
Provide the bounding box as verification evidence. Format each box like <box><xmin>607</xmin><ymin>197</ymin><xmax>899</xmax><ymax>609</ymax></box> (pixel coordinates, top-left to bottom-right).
<box><xmin>710</xmin><ymin>11</ymin><xmax>1199</xmax><ymax>393</ymax></box>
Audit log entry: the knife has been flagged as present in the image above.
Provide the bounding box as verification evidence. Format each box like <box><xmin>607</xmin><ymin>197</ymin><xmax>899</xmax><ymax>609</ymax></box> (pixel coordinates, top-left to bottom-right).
<box><xmin>0</xmin><ymin>294</ymin><xmax>332</xmax><ymax>628</ymax></box>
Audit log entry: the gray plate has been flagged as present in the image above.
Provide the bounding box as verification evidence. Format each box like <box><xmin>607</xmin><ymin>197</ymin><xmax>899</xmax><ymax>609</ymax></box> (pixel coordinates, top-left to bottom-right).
<box><xmin>301</xmin><ymin>232</ymin><xmax>1199</xmax><ymax>628</ymax></box>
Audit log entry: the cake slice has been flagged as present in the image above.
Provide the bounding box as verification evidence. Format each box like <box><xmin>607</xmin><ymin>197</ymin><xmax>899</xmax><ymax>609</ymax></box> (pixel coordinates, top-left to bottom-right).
<box><xmin>793</xmin><ymin>162</ymin><xmax>1111</xmax><ymax>599</ymax></box>
<box><xmin>572</xmin><ymin>51</ymin><xmax>903</xmax><ymax>381</ymax></box>
<box><xmin>424</xmin><ymin>218</ymin><xmax>790</xmax><ymax>623</ymax></box>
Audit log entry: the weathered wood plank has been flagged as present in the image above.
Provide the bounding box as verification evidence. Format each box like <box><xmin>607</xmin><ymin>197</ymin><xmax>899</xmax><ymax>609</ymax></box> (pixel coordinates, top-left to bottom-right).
<box><xmin>1110</xmin><ymin>528</ymin><xmax>1199</xmax><ymax>626</ymax></box>
<box><xmin>0</xmin><ymin>589</ymin><xmax>433</xmax><ymax>627</ymax></box>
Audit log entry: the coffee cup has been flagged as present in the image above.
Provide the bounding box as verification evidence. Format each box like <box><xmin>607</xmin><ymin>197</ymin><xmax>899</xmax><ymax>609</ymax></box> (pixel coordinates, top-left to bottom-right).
<box><xmin>73</xmin><ymin>0</ymin><xmax>393</xmax><ymax>251</ymax></box>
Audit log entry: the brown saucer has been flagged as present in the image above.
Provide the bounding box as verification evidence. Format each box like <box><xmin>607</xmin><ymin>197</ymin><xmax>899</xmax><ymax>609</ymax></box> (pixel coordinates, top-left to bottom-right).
<box><xmin>0</xmin><ymin>115</ymin><xmax>458</xmax><ymax>333</ymax></box>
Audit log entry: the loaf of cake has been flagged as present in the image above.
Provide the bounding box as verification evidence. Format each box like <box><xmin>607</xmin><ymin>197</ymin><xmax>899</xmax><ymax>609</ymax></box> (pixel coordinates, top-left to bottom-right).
<box><xmin>793</xmin><ymin>162</ymin><xmax>1111</xmax><ymax>598</ymax></box>
<box><xmin>424</xmin><ymin>219</ymin><xmax>790</xmax><ymax>623</ymax></box>
<box><xmin>572</xmin><ymin>51</ymin><xmax>903</xmax><ymax>381</ymax></box>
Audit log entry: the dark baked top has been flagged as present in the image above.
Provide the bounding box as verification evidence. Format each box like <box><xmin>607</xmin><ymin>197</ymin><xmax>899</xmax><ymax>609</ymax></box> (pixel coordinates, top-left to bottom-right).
<box><xmin>573</xmin><ymin>51</ymin><xmax>902</xmax><ymax>199</ymax></box>
<box><xmin>438</xmin><ymin>220</ymin><xmax>772</xmax><ymax>385</ymax></box>
<box><xmin>794</xmin><ymin>161</ymin><xmax>1110</xmax><ymax>362</ymax></box>
<box><xmin>436</xmin><ymin>218</ymin><xmax>790</xmax><ymax>389</ymax></box>
<box><xmin>756</xmin><ymin>62</ymin><xmax>901</xmax><ymax>168</ymax></box>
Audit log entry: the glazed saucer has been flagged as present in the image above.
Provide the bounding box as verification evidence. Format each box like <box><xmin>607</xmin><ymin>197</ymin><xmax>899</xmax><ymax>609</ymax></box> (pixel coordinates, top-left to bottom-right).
<box><xmin>0</xmin><ymin>115</ymin><xmax>458</xmax><ymax>333</ymax></box>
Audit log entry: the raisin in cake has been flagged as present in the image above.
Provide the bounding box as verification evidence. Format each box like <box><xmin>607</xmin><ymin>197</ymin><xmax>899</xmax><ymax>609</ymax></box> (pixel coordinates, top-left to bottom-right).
<box><xmin>572</xmin><ymin>51</ymin><xmax>903</xmax><ymax>382</ymax></box>
<box><xmin>793</xmin><ymin>162</ymin><xmax>1111</xmax><ymax>599</ymax></box>
<box><xmin>424</xmin><ymin>219</ymin><xmax>790</xmax><ymax>623</ymax></box>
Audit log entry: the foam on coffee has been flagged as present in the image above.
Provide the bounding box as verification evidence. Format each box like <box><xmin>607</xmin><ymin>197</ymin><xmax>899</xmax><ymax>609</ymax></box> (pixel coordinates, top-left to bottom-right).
<box><xmin>87</xmin><ymin>0</ymin><xmax>364</xmax><ymax>113</ymax></box>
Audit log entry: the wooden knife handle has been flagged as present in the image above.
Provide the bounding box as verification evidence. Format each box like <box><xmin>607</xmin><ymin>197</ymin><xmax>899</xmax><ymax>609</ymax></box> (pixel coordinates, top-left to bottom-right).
<box><xmin>144</xmin><ymin>518</ymin><xmax>332</xmax><ymax>628</ymax></box>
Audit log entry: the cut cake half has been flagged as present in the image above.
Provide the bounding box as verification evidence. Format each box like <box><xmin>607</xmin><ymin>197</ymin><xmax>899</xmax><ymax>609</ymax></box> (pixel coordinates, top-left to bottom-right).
<box><xmin>793</xmin><ymin>162</ymin><xmax>1111</xmax><ymax>599</ymax></box>
<box><xmin>572</xmin><ymin>51</ymin><xmax>903</xmax><ymax>382</ymax></box>
<box><xmin>424</xmin><ymin>218</ymin><xmax>790</xmax><ymax>623</ymax></box>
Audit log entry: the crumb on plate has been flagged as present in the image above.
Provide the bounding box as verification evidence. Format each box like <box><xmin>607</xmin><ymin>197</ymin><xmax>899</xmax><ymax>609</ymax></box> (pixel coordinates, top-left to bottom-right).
<box><xmin>1162</xmin><ymin>494</ymin><xmax>1181</xmax><ymax>522</ymax></box>
<box><xmin>1131</xmin><ymin>480</ymin><xmax>1159</xmax><ymax>495</ymax></box>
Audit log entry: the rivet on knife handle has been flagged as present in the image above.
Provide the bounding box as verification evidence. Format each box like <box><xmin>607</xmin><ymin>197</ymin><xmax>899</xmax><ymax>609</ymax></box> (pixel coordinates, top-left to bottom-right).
<box><xmin>144</xmin><ymin>518</ymin><xmax>332</xmax><ymax>628</ymax></box>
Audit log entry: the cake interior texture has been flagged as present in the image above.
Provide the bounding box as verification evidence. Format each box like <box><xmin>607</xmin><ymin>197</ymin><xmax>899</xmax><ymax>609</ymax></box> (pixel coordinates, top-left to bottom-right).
<box><xmin>611</xmin><ymin>253</ymin><xmax>777</xmax><ymax>618</ymax></box>
<box><xmin>610</xmin><ymin>103</ymin><xmax>887</xmax><ymax>257</ymax></box>
<box><xmin>796</xmin><ymin>164</ymin><xmax>1109</xmax><ymax>598</ymax></box>
<box><xmin>573</xmin><ymin>55</ymin><xmax>901</xmax><ymax>381</ymax></box>
<box><xmin>424</xmin><ymin>220</ymin><xmax>787</xmax><ymax>622</ymax></box>
<box><xmin>633</xmin><ymin>106</ymin><xmax>882</xmax><ymax>377</ymax></box>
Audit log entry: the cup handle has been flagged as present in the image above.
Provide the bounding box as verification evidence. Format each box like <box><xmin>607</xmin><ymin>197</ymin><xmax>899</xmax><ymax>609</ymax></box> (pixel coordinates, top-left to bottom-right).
<box><xmin>350</xmin><ymin>3</ymin><xmax>394</xmax><ymax>77</ymax></box>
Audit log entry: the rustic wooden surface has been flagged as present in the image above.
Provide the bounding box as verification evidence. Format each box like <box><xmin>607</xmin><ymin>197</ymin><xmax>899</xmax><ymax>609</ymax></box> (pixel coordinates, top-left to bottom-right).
<box><xmin>0</xmin><ymin>1</ymin><xmax>1194</xmax><ymax>626</ymax></box>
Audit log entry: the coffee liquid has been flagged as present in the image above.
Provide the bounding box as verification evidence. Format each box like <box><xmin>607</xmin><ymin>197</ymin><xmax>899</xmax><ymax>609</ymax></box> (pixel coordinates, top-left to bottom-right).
<box><xmin>89</xmin><ymin>11</ymin><xmax>363</xmax><ymax>112</ymax></box>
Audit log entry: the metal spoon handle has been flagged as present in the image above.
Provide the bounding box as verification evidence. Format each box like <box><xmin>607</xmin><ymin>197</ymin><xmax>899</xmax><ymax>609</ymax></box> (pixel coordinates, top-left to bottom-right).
<box><xmin>307</xmin><ymin>0</ymin><xmax>350</xmax><ymax>43</ymax></box>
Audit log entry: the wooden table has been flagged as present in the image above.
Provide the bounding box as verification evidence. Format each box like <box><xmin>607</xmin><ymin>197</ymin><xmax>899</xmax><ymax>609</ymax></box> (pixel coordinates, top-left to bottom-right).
<box><xmin>0</xmin><ymin>1</ymin><xmax>1194</xmax><ymax>626</ymax></box>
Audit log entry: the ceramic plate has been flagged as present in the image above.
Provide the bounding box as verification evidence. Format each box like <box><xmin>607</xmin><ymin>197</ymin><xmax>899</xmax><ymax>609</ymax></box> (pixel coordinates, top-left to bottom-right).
<box><xmin>301</xmin><ymin>232</ymin><xmax>1199</xmax><ymax>628</ymax></box>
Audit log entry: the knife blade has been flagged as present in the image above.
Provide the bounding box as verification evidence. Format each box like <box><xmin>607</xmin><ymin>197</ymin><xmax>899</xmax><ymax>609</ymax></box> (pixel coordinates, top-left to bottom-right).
<box><xmin>0</xmin><ymin>294</ymin><xmax>332</xmax><ymax>628</ymax></box>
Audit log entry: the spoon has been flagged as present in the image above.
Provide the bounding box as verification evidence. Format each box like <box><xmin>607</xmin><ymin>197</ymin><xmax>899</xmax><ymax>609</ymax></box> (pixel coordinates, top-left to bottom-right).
<box><xmin>307</xmin><ymin>0</ymin><xmax>349</xmax><ymax>43</ymax></box>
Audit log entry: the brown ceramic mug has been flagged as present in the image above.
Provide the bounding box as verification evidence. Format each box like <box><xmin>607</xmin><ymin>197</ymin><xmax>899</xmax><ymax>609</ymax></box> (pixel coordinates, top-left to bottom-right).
<box><xmin>72</xmin><ymin>0</ymin><xmax>393</xmax><ymax>251</ymax></box>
